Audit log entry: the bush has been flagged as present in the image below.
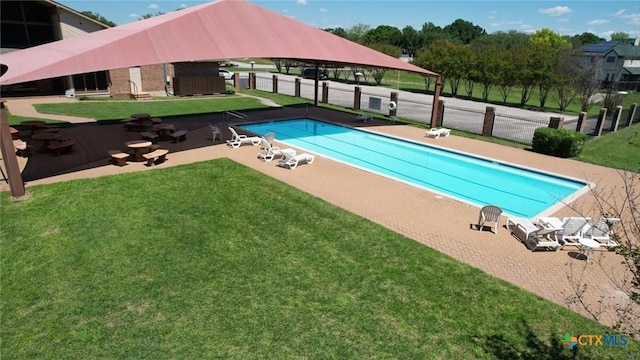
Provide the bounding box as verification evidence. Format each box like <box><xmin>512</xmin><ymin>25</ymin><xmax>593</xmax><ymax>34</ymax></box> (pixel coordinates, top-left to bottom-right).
<box><xmin>532</xmin><ymin>127</ymin><xmax>586</xmax><ymax>158</ymax></box>
<box><xmin>225</xmin><ymin>84</ymin><xmax>236</xmax><ymax>95</ymax></box>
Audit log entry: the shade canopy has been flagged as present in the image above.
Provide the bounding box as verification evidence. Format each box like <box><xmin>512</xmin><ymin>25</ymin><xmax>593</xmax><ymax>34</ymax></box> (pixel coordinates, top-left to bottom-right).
<box><xmin>0</xmin><ymin>0</ymin><xmax>438</xmax><ymax>85</ymax></box>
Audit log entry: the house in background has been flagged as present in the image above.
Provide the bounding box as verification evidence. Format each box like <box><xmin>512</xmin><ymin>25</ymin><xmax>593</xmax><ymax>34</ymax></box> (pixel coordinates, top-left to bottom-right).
<box><xmin>0</xmin><ymin>0</ymin><xmax>175</xmax><ymax>98</ymax></box>
<box><xmin>579</xmin><ymin>38</ymin><xmax>640</xmax><ymax>91</ymax></box>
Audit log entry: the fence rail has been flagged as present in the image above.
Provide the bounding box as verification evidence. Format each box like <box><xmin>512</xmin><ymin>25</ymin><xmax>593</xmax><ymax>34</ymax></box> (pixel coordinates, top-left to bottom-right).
<box><xmin>248</xmin><ymin>73</ymin><xmax>639</xmax><ymax>145</ymax></box>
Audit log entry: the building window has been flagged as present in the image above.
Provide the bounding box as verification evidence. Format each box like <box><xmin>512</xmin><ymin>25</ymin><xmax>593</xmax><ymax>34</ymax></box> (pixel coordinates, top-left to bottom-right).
<box><xmin>606</xmin><ymin>56</ymin><xmax>616</xmax><ymax>63</ymax></box>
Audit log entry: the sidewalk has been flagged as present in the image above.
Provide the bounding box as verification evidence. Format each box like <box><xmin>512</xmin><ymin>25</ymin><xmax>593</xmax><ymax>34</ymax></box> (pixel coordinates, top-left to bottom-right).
<box><xmin>5</xmin><ymin>95</ymin><xmax>96</xmax><ymax>123</ymax></box>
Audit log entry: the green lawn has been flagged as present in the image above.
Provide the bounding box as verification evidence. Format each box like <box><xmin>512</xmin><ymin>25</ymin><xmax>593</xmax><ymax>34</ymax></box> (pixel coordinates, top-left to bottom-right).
<box><xmin>2</xmin><ymin>159</ymin><xmax>636</xmax><ymax>359</ymax></box>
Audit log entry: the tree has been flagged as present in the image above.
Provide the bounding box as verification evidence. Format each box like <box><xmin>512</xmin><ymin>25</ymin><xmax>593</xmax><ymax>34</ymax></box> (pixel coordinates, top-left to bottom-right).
<box><xmin>512</xmin><ymin>45</ymin><xmax>537</xmax><ymax>106</ymax></box>
<box><xmin>362</xmin><ymin>25</ymin><xmax>402</xmax><ymax>47</ymax></box>
<box><xmin>552</xmin><ymin>49</ymin><xmax>582</xmax><ymax>111</ymax></box>
<box><xmin>323</xmin><ymin>27</ymin><xmax>347</xmax><ymax>38</ymax></box>
<box><xmin>367</xmin><ymin>43</ymin><xmax>401</xmax><ymax>85</ymax></box>
<box><xmin>400</xmin><ymin>26</ymin><xmax>419</xmax><ymax>56</ymax></box>
<box><xmin>141</xmin><ymin>12</ymin><xmax>165</xmax><ymax>19</ymax></box>
<box><xmin>346</xmin><ymin>23</ymin><xmax>370</xmax><ymax>44</ymax></box>
<box><xmin>567</xmin><ymin>32</ymin><xmax>605</xmax><ymax>49</ymax></box>
<box><xmin>80</xmin><ymin>11</ymin><xmax>116</xmax><ymax>27</ymax></box>
<box><xmin>495</xmin><ymin>48</ymin><xmax>517</xmax><ymax>103</ymax></box>
<box><xmin>443</xmin><ymin>19</ymin><xmax>487</xmax><ymax>45</ymax></box>
<box><xmin>471</xmin><ymin>30</ymin><xmax>530</xmax><ymax>50</ymax></box>
<box><xmin>473</xmin><ymin>46</ymin><xmax>501</xmax><ymax>101</ymax></box>
<box><xmin>417</xmin><ymin>22</ymin><xmax>452</xmax><ymax>48</ymax></box>
<box><xmin>564</xmin><ymin>170</ymin><xmax>640</xmax><ymax>342</ymax></box>
<box><xmin>611</xmin><ymin>32</ymin><xmax>630</xmax><ymax>41</ymax></box>
<box><xmin>529</xmin><ymin>29</ymin><xmax>570</xmax><ymax>108</ymax></box>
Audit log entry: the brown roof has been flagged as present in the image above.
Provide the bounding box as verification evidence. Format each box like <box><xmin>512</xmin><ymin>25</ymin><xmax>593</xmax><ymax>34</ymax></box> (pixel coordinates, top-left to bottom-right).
<box><xmin>0</xmin><ymin>0</ymin><xmax>438</xmax><ymax>85</ymax></box>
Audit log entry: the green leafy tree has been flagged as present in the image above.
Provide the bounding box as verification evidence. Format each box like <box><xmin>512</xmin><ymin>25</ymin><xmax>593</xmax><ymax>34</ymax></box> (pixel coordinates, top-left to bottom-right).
<box><xmin>367</xmin><ymin>43</ymin><xmax>401</xmax><ymax>85</ymax></box>
<box><xmin>567</xmin><ymin>32</ymin><xmax>605</xmax><ymax>49</ymax></box>
<box><xmin>529</xmin><ymin>29</ymin><xmax>570</xmax><ymax>108</ymax></box>
<box><xmin>610</xmin><ymin>32</ymin><xmax>630</xmax><ymax>41</ymax></box>
<box><xmin>474</xmin><ymin>46</ymin><xmax>501</xmax><ymax>101</ymax></box>
<box><xmin>80</xmin><ymin>11</ymin><xmax>116</xmax><ymax>27</ymax></box>
<box><xmin>443</xmin><ymin>19</ymin><xmax>487</xmax><ymax>45</ymax></box>
<box><xmin>323</xmin><ymin>27</ymin><xmax>348</xmax><ymax>38</ymax></box>
<box><xmin>552</xmin><ymin>49</ymin><xmax>582</xmax><ymax>111</ymax></box>
<box><xmin>495</xmin><ymin>48</ymin><xmax>517</xmax><ymax>103</ymax></box>
<box><xmin>471</xmin><ymin>30</ymin><xmax>529</xmax><ymax>50</ymax></box>
<box><xmin>141</xmin><ymin>12</ymin><xmax>165</xmax><ymax>19</ymax></box>
<box><xmin>346</xmin><ymin>23</ymin><xmax>370</xmax><ymax>44</ymax></box>
<box><xmin>400</xmin><ymin>26</ymin><xmax>419</xmax><ymax>56</ymax></box>
<box><xmin>512</xmin><ymin>45</ymin><xmax>537</xmax><ymax>106</ymax></box>
<box><xmin>362</xmin><ymin>25</ymin><xmax>402</xmax><ymax>47</ymax></box>
<box><xmin>417</xmin><ymin>22</ymin><xmax>452</xmax><ymax>48</ymax></box>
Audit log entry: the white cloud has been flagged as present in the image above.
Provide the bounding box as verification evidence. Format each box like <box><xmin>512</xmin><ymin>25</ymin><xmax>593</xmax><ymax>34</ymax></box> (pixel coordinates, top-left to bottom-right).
<box><xmin>612</xmin><ymin>9</ymin><xmax>626</xmax><ymax>16</ymax></box>
<box><xmin>320</xmin><ymin>8</ymin><xmax>328</xmax><ymax>12</ymax></box>
<box><xmin>588</xmin><ymin>19</ymin><xmax>609</xmax><ymax>26</ymax></box>
<box><xmin>148</xmin><ymin>4</ymin><xmax>159</xmax><ymax>10</ymax></box>
<box><xmin>129</xmin><ymin>13</ymin><xmax>140</xmax><ymax>19</ymax></box>
<box><xmin>179</xmin><ymin>4</ymin><xmax>187</xmax><ymax>9</ymax></box>
<box><xmin>538</xmin><ymin>6</ymin><xmax>572</xmax><ymax>16</ymax></box>
<box><xmin>623</xmin><ymin>13</ymin><xmax>640</xmax><ymax>25</ymax></box>
<box><xmin>296</xmin><ymin>0</ymin><xmax>307</xmax><ymax>5</ymax></box>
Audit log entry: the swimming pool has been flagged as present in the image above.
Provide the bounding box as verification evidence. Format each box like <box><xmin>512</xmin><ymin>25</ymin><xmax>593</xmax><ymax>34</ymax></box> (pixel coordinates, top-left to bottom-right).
<box><xmin>240</xmin><ymin>118</ymin><xmax>588</xmax><ymax>218</ymax></box>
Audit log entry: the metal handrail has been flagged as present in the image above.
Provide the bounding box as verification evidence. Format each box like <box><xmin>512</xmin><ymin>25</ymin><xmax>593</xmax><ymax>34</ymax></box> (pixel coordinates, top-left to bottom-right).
<box><xmin>225</xmin><ymin>110</ymin><xmax>248</xmax><ymax>123</ymax></box>
<box><xmin>128</xmin><ymin>80</ymin><xmax>138</xmax><ymax>99</ymax></box>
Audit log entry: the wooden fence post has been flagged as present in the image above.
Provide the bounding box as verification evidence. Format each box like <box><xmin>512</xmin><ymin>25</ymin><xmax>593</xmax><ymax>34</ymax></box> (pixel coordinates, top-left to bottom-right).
<box><xmin>610</xmin><ymin>105</ymin><xmax>622</xmax><ymax>132</ymax></box>
<box><xmin>353</xmin><ymin>86</ymin><xmax>361</xmax><ymax>110</ymax></box>
<box><xmin>594</xmin><ymin>108</ymin><xmax>607</xmax><ymax>136</ymax></box>
<box><xmin>625</xmin><ymin>103</ymin><xmax>637</xmax><ymax>127</ymax></box>
<box><xmin>576</xmin><ymin>112</ymin><xmax>587</xmax><ymax>133</ymax></box>
<box><xmin>482</xmin><ymin>106</ymin><xmax>495</xmax><ymax>137</ymax></box>
<box><xmin>272</xmin><ymin>75</ymin><xmax>278</xmax><ymax>94</ymax></box>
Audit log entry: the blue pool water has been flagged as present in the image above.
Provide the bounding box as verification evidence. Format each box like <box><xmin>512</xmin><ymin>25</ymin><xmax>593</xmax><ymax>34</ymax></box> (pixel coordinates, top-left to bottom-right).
<box><xmin>240</xmin><ymin>119</ymin><xmax>588</xmax><ymax>218</ymax></box>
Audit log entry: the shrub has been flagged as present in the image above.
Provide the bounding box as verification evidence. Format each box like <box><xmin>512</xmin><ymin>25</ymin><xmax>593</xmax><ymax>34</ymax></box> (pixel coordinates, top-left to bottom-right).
<box><xmin>225</xmin><ymin>84</ymin><xmax>236</xmax><ymax>95</ymax></box>
<box><xmin>532</xmin><ymin>127</ymin><xmax>586</xmax><ymax>158</ymax></box>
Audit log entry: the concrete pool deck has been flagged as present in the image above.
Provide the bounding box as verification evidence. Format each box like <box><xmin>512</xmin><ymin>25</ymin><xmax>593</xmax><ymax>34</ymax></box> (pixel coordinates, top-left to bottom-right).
<box><xmin>2</xmin><ymin>96</ymin><xmax>637</xmax><ymax>329</ymax></box>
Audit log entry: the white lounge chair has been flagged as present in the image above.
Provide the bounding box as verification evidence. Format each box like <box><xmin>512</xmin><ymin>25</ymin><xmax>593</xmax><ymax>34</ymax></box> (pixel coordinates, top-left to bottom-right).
<box><xmin>278</xmin><ymin>151</ymin><xmax>315</xmax><ymax>169</ymax></box>
<box><xmin>556</xmin><ymin>217</ymin><xmax>591</xmax><ymax>248</ymax></box>
<box><xmin>257</xmin><ymin>137</ymin><xmax>293</xmax><ymax>162</ymax></box>
<box><xmin>356</xmin><ymin>113</ymin><xmax>373</xmax><ymax>123</ymax></box>
<box><xmin>507</xmin><ymin>217</ymin><xmax>562</xmax><ymax>251</ymax></box>
<box><xmin>425</xmin><ymin>127</ymin><xmax>451</xmax><ymax>138</ymax></box>
<box><xmin>477</xmin><ymin>205</ymin><xmax>502</xmax><ymax>234</ymax></box>
<box><xmin>582</xmin><ymin>217</ymin><xmax>620</xmax><ymax>248</ymax></box>
<box><xmin>226</xmin><ymin>127</ymin><xmax>261</xmax><ymax>148</ymax></box>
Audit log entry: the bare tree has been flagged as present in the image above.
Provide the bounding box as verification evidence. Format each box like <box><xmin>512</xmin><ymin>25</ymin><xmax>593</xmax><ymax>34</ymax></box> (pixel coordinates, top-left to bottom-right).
<box><xmin>564</xmin><ymin>168</ymin><xmax>640</xmax><ymax>343</ymax></box>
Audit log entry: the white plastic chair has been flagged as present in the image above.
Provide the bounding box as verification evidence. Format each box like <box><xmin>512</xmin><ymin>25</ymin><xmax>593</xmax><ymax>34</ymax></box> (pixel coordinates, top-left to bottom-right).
<box><xmin>425</xmin><ymin>127</ymin><xmax>451</xmax><ymax>139</ymax></box>
<box><xmin>477</xmin><ymin>205</ymin><xmax>502</xmax><ymax>234</ymax></box>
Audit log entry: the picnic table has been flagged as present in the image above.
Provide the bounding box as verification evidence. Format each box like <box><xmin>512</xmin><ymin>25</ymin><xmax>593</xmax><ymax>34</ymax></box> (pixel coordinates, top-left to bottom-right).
<box><xmin>125</xmin><ymin>140</ymin><xmax>152</xmax><ymax>161</ymax></box>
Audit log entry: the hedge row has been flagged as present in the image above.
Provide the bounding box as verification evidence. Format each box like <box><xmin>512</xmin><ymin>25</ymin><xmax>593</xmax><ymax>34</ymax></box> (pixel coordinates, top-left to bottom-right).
<box><xmin>532</xmin><ymin>128</ymin><xmax>586</xmax><ymax>158</ymax></box>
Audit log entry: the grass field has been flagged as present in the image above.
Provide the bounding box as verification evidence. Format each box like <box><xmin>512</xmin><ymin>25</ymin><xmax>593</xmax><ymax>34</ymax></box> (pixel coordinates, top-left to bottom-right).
<box><xmin>2</xmin><ymin>159</ymin><xmax>637</xmax><ymax>359</ymax></box>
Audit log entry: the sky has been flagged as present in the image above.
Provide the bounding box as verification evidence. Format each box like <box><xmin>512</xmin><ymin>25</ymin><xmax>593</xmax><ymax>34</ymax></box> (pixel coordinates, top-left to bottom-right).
<box><xmin>58</xmin><ymin>0</ymin><xmax>640</xmax><ymax>40</ymax></box>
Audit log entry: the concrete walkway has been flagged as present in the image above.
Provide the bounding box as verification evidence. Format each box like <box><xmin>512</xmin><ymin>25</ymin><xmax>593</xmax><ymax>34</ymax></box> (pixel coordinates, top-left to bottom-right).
<box><xmin>2</xmin><ymin>96</ymin><xmax>637</xmax><ymax>330</ymax></box>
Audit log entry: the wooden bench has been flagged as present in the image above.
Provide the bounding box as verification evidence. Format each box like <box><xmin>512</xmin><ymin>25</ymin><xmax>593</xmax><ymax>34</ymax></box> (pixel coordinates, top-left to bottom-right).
<box><xmin>140</xmin><ymin>131</ymin><xmax>159</xmax><ymax>142</ymax></box>
<box><xmin>169</xmin><ymin>130</ymin><xmax>187</xmax><ymax>143</ymax></box>
<box><xmin>142</xmin><ymin>149</ymin><xmax>169</xmax><ymax>166</ymax></box>
<box><xmin>48</xmin><ymin>140</ymin><xmax>75</xmax><ymax>156</ymax></box>
<box><xmin>108</xmin><ymin>151</ymin><xmax>130</xmax><ymax>166</ymax></box>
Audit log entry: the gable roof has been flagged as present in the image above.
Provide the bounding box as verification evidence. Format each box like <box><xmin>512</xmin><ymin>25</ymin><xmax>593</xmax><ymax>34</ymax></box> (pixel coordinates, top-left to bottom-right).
<box><xmin>0</xmin><ymin>0</ymin><xmax>438</xmax><ymax>85</ymax></box>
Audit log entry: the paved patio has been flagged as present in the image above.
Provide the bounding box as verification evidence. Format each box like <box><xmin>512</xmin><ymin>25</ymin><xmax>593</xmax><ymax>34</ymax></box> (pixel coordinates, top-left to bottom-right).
<box><xmin>2</xmin><ymin>96</ymin><xmax>636</xmax><ymax>329</ymax></box>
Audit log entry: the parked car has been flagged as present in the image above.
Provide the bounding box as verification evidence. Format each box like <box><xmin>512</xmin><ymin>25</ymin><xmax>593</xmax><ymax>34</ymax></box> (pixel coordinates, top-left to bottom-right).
<box><xmin>301</xmin><ymin>68</ymin><xmax>328</xmax><ymax>80</ymax></box>
<box><xmin>219</xmin><ymin>69</ymin><xmax>235</xmax><ymax>80</ymax></box>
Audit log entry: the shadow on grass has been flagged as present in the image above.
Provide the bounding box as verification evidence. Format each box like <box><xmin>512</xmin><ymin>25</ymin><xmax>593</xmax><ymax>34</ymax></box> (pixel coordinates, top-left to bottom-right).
<box><xmin>474</xmin><ymin>322</ymin><xmax>582</xmax><ymax>360</ymax></box>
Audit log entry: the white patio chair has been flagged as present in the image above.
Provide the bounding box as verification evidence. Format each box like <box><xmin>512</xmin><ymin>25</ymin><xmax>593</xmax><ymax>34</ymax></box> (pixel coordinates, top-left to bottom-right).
<box><xmin>477</xmin><ymin>205</ymin><xmax>502</xmax><ymax>234</ymax></box>
<box><xmin>557</xmin><ymin>217</ymin><xmax>591</xmax><ymax>248</ymax></box>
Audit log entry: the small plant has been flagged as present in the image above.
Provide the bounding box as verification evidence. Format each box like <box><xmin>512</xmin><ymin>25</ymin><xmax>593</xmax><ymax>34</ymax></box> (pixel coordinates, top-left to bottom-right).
<box><xmin>532</xmin><ymin>127</ymin><xmax>586</xmax><ymax>158</ymax></box>
<box><xmin>225</xmin><ymin>84</ymin><xmax>236</xmax><ymax>95</ymax></box>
